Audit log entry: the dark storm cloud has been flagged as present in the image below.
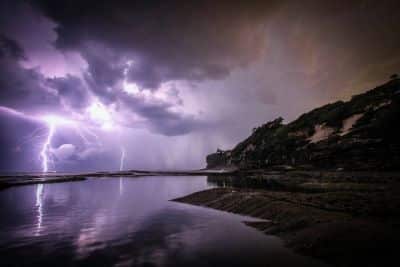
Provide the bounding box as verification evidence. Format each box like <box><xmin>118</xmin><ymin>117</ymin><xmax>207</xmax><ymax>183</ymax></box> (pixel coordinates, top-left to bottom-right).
<box><xmin>76</xmin><ymin>41</ymin><xmax>202</xmax><ymax>135</ymax></box>
<box><xmin>272</xmin><ymin>0</ymin><xmax>400</xmax><ymax>99</ymax></box>
<box><xmin>25</xmin><ymin>0</ymin><xmax>400</xmax><ymax>134</ymax></box>
<box><xmin>24</xmin><ymin>0</ymin><xmax>282</xmax><ymax>136</ymax></box>
<box><xmin>47</xmin><ymin>75</ymin><xmax>90</xmax><ymax>110</ymax></box>
<box><xmin>126</xmin><ymin>60</ymin><xmax>163</xmax><ymax>90</ymax></box>
<box><xmin>0</xmin><ymin>34</ymin><xmax>60</xmax><ymax>112</ymax></box>
<box><xmin>0</xmin><ymin>34</ymin><xmax>89</xmax><ymax>114</ymax></box>
<box><xmin>31</xmin><ymin>0</ymin><xmax>278</xmax><ymax>90</ymax></box>
<box><xmin>0</xmin><ymin>109</ymin><xmax>42</xmax><ymax>171</ymax></box>
<box><xmin>80</xmin><ymin>43</ymin><xmax>126</xmax><ymax>102</ymax></box>
<box><xmin>118</xmin><ymin>92</ymin><xmax>200</xmax><ymax>136</ymax></box>
<box><xmin>0</xmin><ymin>30</ymin><xmax>199</xmax><ymax>136</ymax></box>
<box><xmin>31</xmin><ymin>0</ymin><xmax>400</xmax><ymax>96</ymax></box>
<box><xmin>0</xmin><ymin>35</ymin><xmax>25</xmax><ymax>60</ymax></box>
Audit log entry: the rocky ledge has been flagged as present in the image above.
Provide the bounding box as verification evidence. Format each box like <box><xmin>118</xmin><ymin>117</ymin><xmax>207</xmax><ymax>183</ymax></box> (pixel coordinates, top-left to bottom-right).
<box><xmin>174</xmin><ymin>171</ymin><xmax>400</xmax><ymax>267</ymax></box>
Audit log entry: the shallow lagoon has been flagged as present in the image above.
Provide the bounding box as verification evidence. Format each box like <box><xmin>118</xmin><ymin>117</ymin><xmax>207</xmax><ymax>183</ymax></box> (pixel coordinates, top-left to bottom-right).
<box><xmin>0</xmin><ymin>176</ymin><xmax>326</xmax><ymax>267</ymax></box>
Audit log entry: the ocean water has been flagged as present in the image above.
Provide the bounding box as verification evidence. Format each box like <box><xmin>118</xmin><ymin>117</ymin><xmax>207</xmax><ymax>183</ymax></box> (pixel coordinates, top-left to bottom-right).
<box><xmin>0</xmin><ymin>176</ymin><xmax>327</xmax><ymax>267</ymax></box>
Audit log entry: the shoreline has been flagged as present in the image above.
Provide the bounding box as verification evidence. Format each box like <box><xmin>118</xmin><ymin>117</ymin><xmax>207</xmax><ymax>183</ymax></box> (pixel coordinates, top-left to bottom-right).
<box><xmin>0</xmin><ymin>168</ymin><xmax>236</xmax><ymax>189</ymax></box>
<box><xmin>173</xmin><ymin>172</ymin><xmax>400</xmax><ymax>267</ymax></box>
<box><xmin>1</xmin><ymin>169</ymin><xmax>400</xmax><ymax>266</ymax></box>
<box><xmin>2</xmin><ymin>167</ymin><xmax>399</xmax><ymax>189</ymax></box>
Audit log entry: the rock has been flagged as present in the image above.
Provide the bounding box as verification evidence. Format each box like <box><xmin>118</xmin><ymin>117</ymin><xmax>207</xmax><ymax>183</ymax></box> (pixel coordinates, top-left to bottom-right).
<box><xmin>206</xmin><ymin>150</ymin><xmax>229</xmax><ymax>169</ymax></box>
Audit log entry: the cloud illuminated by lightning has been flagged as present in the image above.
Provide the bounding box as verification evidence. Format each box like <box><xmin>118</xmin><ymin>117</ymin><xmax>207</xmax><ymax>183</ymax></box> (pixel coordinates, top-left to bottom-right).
<box><xmin>39</xmin><ymin>115</ymin><xmax>76</xmax><ymax>172</ymax></box>
<box><xmin>1</xmin><ymin>103</ymin><xmax>127</xmax><ymax>173</ymax></box>
<box><xmin>86</xmin><ymin>101</ymin><xmax>115</xmax><ymax>131</ymax></box>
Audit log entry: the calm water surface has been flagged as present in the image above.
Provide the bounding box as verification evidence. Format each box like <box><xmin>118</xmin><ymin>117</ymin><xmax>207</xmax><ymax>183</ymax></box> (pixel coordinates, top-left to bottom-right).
<box><xmin>0</xmin><ymin>176</ymin><xmax>327</xmax><ymax>267</ymax></box>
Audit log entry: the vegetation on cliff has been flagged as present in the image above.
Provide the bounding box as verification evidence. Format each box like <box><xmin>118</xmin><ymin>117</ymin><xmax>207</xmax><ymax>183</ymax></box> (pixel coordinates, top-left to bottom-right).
<box><xmin>207</xmin><ymin>78</ymin><xmax>400</xmax><ymax>170</ymax></box>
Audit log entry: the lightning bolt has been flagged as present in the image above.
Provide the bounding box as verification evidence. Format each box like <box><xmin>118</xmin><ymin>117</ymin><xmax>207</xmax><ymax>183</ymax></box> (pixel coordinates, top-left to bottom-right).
<box><xmin>40</xmin><ymin>122</ymin><xmax>55</xmax><ymax>172</ymax></box>
<box><xmin>38</xmin><ymin>115</ymin><xmax>103</xmax><ymax>173</ymax></box>
<box><xmin>0</xmin><ymin>104</ymin><xmax>117</xmax><ymax>173</ymax></box>
<box><xmin>119</xmin><ymin>147</ymin><xmax>126</xmax><ymax>171</ymax></box>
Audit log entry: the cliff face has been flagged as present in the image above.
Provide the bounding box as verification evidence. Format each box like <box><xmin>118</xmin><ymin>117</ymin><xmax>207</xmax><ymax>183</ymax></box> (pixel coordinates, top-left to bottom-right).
<box><xmin>207</xmin><ymin>78</ymin><xmax>400</xmax><ymax>170</ymax></box>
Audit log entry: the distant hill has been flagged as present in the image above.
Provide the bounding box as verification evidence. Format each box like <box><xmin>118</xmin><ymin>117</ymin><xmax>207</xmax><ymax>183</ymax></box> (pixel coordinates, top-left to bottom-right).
<box><xmin>207</xmin><ymin>78</ymin><xmax>400</xmax><ymax>171</ymax></box>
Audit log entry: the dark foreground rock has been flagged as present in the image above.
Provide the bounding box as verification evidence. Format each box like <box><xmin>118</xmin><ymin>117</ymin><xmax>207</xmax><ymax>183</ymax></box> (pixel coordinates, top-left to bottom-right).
<box><xmin>173</xmin><ymin>172</ymin><xmax>400</xmax><ymax>267</ymax></box>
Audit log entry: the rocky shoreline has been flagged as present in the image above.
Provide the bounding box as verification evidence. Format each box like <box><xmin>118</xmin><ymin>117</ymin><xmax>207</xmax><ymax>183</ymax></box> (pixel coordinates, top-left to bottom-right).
<box><xmin>173</xmin><ymin>171</ymin><xmax>400</xmax><ymax>267</ymax></box>
<box><xmin>0</xmin><ymin>168</ymin><xmax>235</xmax><ymax>189</ymax></box>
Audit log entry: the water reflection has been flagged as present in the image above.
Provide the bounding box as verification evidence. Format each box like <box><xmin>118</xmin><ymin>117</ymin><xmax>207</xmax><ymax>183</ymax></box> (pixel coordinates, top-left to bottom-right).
<box><xmin>35</xmin><ymin>184</ymin><xmax>44</xmax><ymax>235</ymax></box>
<box><xmin>0</xmin><ymin>176</ymin><xmax>327</xmax><ymax>267</ymax></box>
<box><xmin>119</xmin><ymin>177</ymin><xmax>123</xmax><ymax>195</ymax></box>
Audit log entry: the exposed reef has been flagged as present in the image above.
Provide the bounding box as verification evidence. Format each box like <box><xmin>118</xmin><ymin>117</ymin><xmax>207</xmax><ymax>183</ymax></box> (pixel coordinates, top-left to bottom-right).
<box><xmin>174</xmin><ymin>171</ymin><xmax>400</xmax><ymax>267</ymax></box>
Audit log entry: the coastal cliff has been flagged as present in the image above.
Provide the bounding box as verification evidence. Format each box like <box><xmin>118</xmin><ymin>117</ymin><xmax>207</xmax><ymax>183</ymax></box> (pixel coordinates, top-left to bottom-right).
<box><xmin>207</xmin><ymin>78</ymin><xmax>400</xmax><ymax>170</ymax></box>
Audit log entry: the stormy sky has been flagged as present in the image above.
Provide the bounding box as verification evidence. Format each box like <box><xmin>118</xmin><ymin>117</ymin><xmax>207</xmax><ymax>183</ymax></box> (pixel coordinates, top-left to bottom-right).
<box><xmin>0</xmin><ymin>0</ymin><xmax>399</xmax><ymax>172</ymax></box>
